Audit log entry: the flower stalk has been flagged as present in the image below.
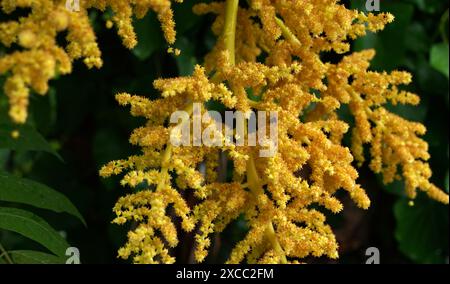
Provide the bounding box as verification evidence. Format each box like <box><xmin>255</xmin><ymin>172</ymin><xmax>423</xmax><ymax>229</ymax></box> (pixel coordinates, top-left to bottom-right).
<box><xmin>100</xmin><ymin>0</ymin><xmax>449</xmax><ymax>264</ymax></box>
<box><xmin>275</xmin><ymin>17</ymin><xmax>301</xmax><ymax>46</ymax></box>
<box><xmin>222</xmin><ymin>0</ymin><xmax>288</xmax><ymax>263</ymax></box>
<box><xmin>0</xmin><ymin>243</ymin><xmax>13</xmax><ymax>264</ymax></box>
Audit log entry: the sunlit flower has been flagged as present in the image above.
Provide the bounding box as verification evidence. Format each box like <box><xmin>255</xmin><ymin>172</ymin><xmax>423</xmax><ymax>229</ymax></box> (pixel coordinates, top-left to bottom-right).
<box><xmin>97</xmin><ymin>0</ymin><xmax>448</xmax><ymax>264</ymax></box>
<box><xmin>0</xmin><ymin>0</ymin><xmax>182</xmax><ymax>123</ymax></box>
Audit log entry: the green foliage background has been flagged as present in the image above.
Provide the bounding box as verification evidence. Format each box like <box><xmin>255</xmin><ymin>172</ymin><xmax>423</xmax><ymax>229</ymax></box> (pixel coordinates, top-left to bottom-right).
<box><xmin>0</xmin><ymin>0</ymin><xmax>448</xmax><ymax>264</ymax></box>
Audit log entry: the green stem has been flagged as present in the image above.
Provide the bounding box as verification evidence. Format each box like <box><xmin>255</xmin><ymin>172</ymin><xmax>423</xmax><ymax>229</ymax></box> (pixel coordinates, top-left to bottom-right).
<box><xmin>266</xmin><ymin>222</ymin><xmax>288</xmax><ymax>263</ymax></box>
<box><xmin>246</xmin><ymin>155</ymin><xmax>288</xmax><ymax>264</ymax></box>
<box><xmin>222</xmin><ymin>0</ymin><xmax>288</xmax><ymax>264</ymax></box>
<box><xmin>223</xmin><ymin>0</ymin><xmax>239</xmax><ymax>66</ymax></box>
<box><xmin>158</xmin><ymin>103</ymin><xmax>194</xmax><ymax>191</ymax></box>
<box><xmin>0</xmin><ymin>243</ymin><xmax>13</xmax><ymax>264</ymax></box>
<box><xmin>275</xmin><ymin>17</ymin><xmax>301</xmax><ymax>46</ymax></box>
<box><xmin>439</xmin><ymin>9</ymin><xmax>449</xmax><ymax>44</ymax></box>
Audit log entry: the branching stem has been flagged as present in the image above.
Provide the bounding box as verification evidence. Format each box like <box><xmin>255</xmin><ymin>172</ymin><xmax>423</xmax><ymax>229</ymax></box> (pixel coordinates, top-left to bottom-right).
<box><xmin>246</xmin><ymin>155</ymin><xmax>288</xmax><ymax>264</ymax></box>
<box><xmin>158</xmin><ymin>103</ymin><xmax>194</xmax><ymax>191</ymax></box>
<box><xmin>275</xmin><ymin>17</ymin><xmax>301</xmax><ymax>46</ymax></box>
<box><xmin>0</xmin><ymin>243</ymin><xmax>13</xmax><ymax>264</ymax></box>
<box><xmin>223</xmin><ymin>0</ymin><xmax>239</xmax><ymax>65</ymax></box>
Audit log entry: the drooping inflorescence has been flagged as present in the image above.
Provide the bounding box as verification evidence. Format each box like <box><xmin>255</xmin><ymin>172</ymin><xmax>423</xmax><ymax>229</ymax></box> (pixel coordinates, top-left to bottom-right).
<box><xmin>0</xmin><ymin>0</ymin><xmax>182</xmax><ymax>123</ymax></box>
<box><xmin>99</xmin><ymin>0</ymin><xmax>449</xmax><ymax>264</ymax></box>
<box><xmin>2</xmin><ymin>0</ymin><xmax>444</xmax><ymax>264</ymax></box>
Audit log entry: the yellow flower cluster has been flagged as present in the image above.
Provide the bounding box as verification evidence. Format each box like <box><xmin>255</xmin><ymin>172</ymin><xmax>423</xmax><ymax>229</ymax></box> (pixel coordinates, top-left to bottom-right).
<box><xmin>0</xmin><ymin>0</ymin><xmax>182</xmax><ymax>123</ymax></box>
<box><xmin>319</xmin><ymin>50</ymin><xmax>449</xmax><ymax>204</ymax></box>
<box><xmin>100</xmin><ymin>0</ymin><xmax>448</xmax><ymax>264</ymax></box>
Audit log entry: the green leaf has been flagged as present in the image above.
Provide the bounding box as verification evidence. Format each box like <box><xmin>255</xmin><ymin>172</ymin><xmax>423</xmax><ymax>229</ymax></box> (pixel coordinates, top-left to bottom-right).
<box><xmin>173</xmin><ymin>0</ymin><xmax>202</xmax><ymax>35</ymax></box>
<box><xmin>0</xmin><ymin>207</ymin><xmax>70</xmax><ymax>257</ymax></box>
<box><xmin>0</xmin><ymin>123</ymin><xmax>62</xmax><ymax>161</ymax></box>
<box><xmin>404</xmin><ymin>22</ymin><xmax>430</xmax><ymax>54</ymax></box>
<box><xmin>0</xmin><ymin>172</ymin><xmax>85</xmax><ymax>225</ymax></box>
<box><xmin>377</xmin><ymin>176</ymin><xmax>407</xmax><ymax>197</ymax></box>
<box><xmin>8</xmin><ymin>250</ymin><xmax>66</xmax><ymax>264</ymax></box>
<box><xmin>404</xmin><ymin>0</ymin><xmax>446</xmax><ymax>14</ymax></box>
<box><xmin>414</xmin><ymin>56</ymin><xmax>449</xmax><ymax>102</ymax></box>
<box><xmin>385</xmin><ymin>101</ymin><xmax>428</xmax><ymax>123</ymax></box>
<box><xmin>174</xmin><ymin>37</ymin><xmax>198</xmax><ymax>76</ymax></box>
<box><xmin>132</xmin><ymin>14</ymin><xmax>164</xmax><ymax>61</ymax></box>
<box><xmin>394</xmin><ymin>195</ymin><xmax>449</xmax><ymax>263</ymax></box>
<box><xmin>430</xmin><ymin>43</ymin><xmax>449</xmax><ymax>78</ymax></box>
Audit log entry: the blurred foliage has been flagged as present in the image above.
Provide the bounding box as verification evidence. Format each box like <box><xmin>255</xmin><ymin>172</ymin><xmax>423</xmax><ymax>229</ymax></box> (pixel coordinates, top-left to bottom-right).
<box><xmin>0</xmin><ymin>0</ymin><xmax>448</xmax><ymax>263</ymax></box>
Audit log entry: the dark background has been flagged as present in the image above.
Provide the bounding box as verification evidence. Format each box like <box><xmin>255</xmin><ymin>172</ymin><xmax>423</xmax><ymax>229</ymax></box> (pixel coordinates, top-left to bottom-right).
<box><xmin>1</xmin><ymin>0</ymin><xmax>448</xmax><ymax>264</ymax></box>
